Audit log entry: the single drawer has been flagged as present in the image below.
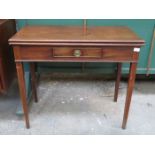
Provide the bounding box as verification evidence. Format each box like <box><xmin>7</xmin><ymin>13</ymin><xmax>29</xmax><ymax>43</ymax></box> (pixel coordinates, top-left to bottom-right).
<box><xmin>53</xmin><ymin>47</ymin><xmax>102</xmax><ymax>58</ymax></box>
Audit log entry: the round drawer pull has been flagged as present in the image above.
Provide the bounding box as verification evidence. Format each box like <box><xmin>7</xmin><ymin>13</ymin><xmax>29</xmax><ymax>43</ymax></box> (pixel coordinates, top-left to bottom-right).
<box><xmin>74</xmin><ymin>49</ymin><xmax>81</xmax><ymax>57</ymax></box>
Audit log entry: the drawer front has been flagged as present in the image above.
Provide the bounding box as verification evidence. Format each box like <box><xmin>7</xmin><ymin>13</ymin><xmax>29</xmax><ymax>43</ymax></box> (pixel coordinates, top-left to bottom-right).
<box><xmin>14</xmin><ymin>46</ymin><xmax>134</xmax><ymax>62</ymax></box>
<box><xmin>53</xmin><ymin>47</ymin><xmax>102</xmax><ymax>58</ymax></box>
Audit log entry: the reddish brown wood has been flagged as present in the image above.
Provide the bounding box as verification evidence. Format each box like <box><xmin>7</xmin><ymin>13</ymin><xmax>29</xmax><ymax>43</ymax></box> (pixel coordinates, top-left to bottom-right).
<box><xmin>16</xmin><ymin>62</ymin><xmax>30</xmax><ymax>128</ymax></box>
<box><xmin>9</xmin><ymin>42</ymin><xmax>145</xmax><ymax>47</ymax></box>
<box><xmin>0</xmin><ymin>19</ymin><xmax>16</xmax><ymax>93</ymax></box>
<box><xmin>14</xmin><ymin>46</ymin><xmax>134</xmax><ymax>62</ymax></box>
<box><xmin>122</xmin><ymin>62</ymin><xmax>137</xmax><ymax>129</ymax></box>
<box><xmin>9</xmin><ymin>26</ymin><xmax>145</xmax><ymax>45</ymax></box>
<box><xmin>53</xmin><ymin>47</ymin><xmax>102</xmax><ymax>58</ymax></box>
<box><xmin>9</xmin><ymin>26</ymin><xmax>144</xmax><ymax>129</ymax></box>
<box><xmin>30</xmin><ymin>63</ymin><xmax>38</xmax><ymax>103</ymax></box>
<box><xmin>114</xmin><ymin>63</ymin><xmax>122</xmax><ymax>102</ymax></box>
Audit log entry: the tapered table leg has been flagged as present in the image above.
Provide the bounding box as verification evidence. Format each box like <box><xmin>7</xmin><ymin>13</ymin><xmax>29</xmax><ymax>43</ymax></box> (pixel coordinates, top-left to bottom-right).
<box><xmin>122</xmin><ymin>63</ymin><xmax>137</xmax><ymax>129</ymax></box>
<box><xmin>30</xmin><ymin>63</ymin><xmax>38</xmax><ymax>102</ymax></box>
<box><xmin>114</xmin><ymin>63</ymin><xmax>122</xmax><ymax>102</ymax></box>
<box><xmin>16</xmin><ymin>62</ymin><xmax>30</xmax><ymax>128</ymax></box>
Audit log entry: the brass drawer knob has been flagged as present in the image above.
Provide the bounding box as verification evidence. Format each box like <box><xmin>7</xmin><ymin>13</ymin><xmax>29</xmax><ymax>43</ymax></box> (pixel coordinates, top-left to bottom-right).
<box><xmin>74</xmin><ymin>49</ymin><xmax>81</xmax><ymax>57</ymax></box>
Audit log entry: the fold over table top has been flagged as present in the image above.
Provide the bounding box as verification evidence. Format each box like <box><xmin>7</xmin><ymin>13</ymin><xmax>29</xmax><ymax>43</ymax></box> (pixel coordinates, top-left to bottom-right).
<box><xmin>9</xmin><ymin>26</ymin><xmax>145</xmax><ymax>46</ymax></box>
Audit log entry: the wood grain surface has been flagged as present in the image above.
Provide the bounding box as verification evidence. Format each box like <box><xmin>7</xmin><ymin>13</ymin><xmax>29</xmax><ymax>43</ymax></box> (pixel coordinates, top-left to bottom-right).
<box><xmin>9</xmin><ymin>26</ymin><xmax>145</xmax><ymax>46</ymax></box>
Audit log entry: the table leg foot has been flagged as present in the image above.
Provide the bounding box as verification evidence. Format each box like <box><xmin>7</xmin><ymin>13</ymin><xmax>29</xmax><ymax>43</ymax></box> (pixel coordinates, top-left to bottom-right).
<box><xmin>122</xmin><ymin>63</ymin><xmax>137</xmax><ymax>129</ymax></box>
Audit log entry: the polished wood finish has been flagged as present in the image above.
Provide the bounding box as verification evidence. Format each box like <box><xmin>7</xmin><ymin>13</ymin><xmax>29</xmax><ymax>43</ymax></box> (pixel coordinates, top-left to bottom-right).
<box><xmin>16</xmin><ymin>61</ymin><xmax>30</xmax><ymax>128</ymax></box>
<box><xmin>9</xmin><ymin>26</ymin><xmax>145</xmax><ymax>129</ymax></box>
<box><xmin>9</xmin><ymin>26</ymin><xmax>144</xmax><ymax>45</ymax></box>
<box><xmin>114</xmin><ymin>63</ymin><xmax>122</xmax><ymax>102</ymax></box>
<box><xmin>122</xmin><ymin>62</ymin><xmax>137</xmax><ymax>129</ymax></box>
<box><xmin>0</xmin><ymin>19</ymin><xmax>16</xmax><ymax>93</ymax></box>
<box><xmin>53</xmin><ymin>47</ymin><xmax>102</xmax><ymax>58</ymax></box>
<box><xmin>13</xmin><ymin>46</ymin><xmax>137</xmax><ymax>63</ymax></box>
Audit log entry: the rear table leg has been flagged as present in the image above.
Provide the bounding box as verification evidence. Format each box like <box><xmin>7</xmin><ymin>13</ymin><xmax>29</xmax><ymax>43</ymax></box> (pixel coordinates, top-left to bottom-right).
<box><xmin>30</xmin><ymin>62</ymin><xmax>38</xmax><ymax>103</ymax></box>
<box><xmin>114</xmin><ymin>63</ymin><xmax>122</xmax><ymax>102</ymax></box>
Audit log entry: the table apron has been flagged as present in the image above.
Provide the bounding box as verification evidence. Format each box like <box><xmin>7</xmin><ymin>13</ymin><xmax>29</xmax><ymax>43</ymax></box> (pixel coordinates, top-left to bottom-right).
<box><xmin>13</xmin><ymin>46</ymin><xmax>139</xmax><ymax>63</ymax></box>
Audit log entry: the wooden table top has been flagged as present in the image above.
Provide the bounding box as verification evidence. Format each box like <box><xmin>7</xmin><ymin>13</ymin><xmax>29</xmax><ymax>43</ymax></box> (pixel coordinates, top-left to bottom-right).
<box><xmin>9</xmin><ymin>26</ymin><xmax>145</xmax><ymax>46</ymax></box>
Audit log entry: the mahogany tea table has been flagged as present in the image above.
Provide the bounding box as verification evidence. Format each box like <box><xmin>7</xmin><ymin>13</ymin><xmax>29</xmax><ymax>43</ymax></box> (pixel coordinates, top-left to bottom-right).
<box><xmin>9</xmin><ymin>26</ymin><xmax>145</xmax><ymax>129</ymax></box>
